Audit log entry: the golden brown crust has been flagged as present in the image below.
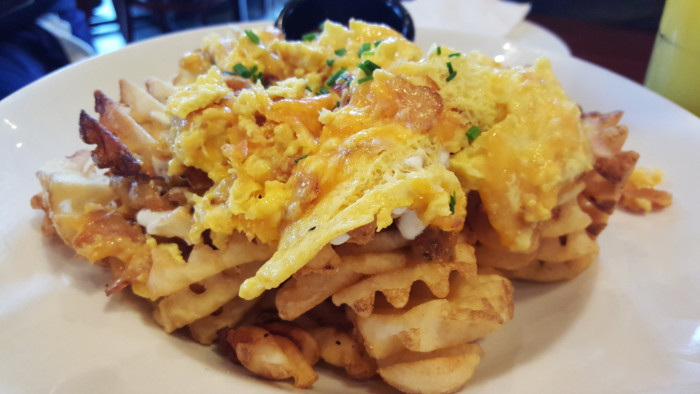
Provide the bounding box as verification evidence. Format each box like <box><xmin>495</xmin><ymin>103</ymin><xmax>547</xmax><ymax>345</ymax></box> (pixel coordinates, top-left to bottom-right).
<box><xmin>79</xmin><ymin>110</ymin><xmax>144</xmax><ymax>176</ymax></box>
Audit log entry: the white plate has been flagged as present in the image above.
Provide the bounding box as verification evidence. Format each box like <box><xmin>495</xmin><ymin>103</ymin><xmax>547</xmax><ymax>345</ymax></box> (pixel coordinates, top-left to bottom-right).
<box><xmin>1</xmin><ymin>24</ymin><xmax>699</xmax><ymax>394</ymax></box>
<box><xmin>506</xmin><ymin>20</ymin><xmax>571</xmax><ymax>56</ymax></box>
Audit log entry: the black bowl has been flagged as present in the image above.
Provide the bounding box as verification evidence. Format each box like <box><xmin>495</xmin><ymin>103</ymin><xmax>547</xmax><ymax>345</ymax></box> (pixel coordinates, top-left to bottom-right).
<box><xmin>275</xmin><ymin>0</ymin><xmax>415</xmax><ymax>41</ymax></box>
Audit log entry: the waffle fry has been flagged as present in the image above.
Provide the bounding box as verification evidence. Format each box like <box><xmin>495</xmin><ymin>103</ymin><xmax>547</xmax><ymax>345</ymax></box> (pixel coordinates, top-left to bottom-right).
<box><xmin>154</xmin><ymin>261</ymin><xmax>262</xmax><ymax>333</ymax></box>
<box><xmin>310</xmin><ymin>327</ymin><xmax>377</xmax><ymax>379</ymax></box>
<box><xmin>352</xmin><ymin>273</ymin><xmax>513</xmax><ymax>361</ymax></box>
<box><xmin>377</xmin><ymin>343</ymin><xmax>483</xmax><ymax>394</ymax></box>
<box><xmin>188</xmin><ymin>295</ymin><xmax>259</xmax><ymax>345</ymax></box>
<box><xmin>332</xmin><ymin>242</ymin><xmax>476</xmax><ymax>317</ymax></box>
<box><xmin>223</xmin><ymin>325</ymin><xmax>318</xmax><ymax>388</ymax></box>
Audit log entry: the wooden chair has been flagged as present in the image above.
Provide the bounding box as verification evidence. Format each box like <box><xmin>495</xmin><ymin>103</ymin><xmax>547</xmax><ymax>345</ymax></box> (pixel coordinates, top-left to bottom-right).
<box><xmin>112</xmin><ymin>0</ymin><xmax>249</xmax><ymax>42</ymax></box>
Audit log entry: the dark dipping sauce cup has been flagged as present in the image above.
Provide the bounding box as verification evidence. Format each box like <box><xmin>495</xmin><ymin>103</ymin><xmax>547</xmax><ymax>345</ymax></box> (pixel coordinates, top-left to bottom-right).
<box><xmin>275</xmin><ymin>0</ymin><xmax>415</xmax><ymax>41</ymax></box>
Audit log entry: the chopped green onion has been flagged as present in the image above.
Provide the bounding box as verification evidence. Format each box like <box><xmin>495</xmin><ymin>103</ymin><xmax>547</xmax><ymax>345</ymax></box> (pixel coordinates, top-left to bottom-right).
<box><xmin>374</xmin><ymin>39</ymin><xmax>384</xmax><ymax>47</ymax></box>
<box><xmin>449</xmin><ymin>192</ymin><xmax>457</xmax><ymax>214</ymax></box>
<box><xmin>244</xmin><ymin>29</ymin><xmax>260</xmax><ymax>44</ymax></box>
<box><xmin>295</xmin><ymin>154</ymin><xmax>309</xmax><ymax>163</ymax></box>
<box><xmin>466</xmin><ymin>125</ymin><xmax>482</xmax><ymax>143</ymax></box>
<box><xmin>446</xmin><ymin>62</ymin><xmax>457</xmax><ymax>82</ymax></box>
<box><xmin>334</xmin><ymin>48</ymin><xmax>347</xmax><ymax>56</ymax></box>
<box><xmin>357</xmin><ymin>59</ymin><xmax>381</xmax><ymax>76</ymax></box>
<box><xmin>319</xmin><ymin>87</ymin><xmax>329</xmax><ymax>95</ymax></box>
<box><xmin>326</xmin><ymin>67</ymin><xmax>347</xmax><ymax>86</ymax></box>
<box><xmin>302</xmin><ymin>32</ymin><xmax>317</xmax><ymax>41</ymax></box>
<box><xmin>333</xmin><ymin>101</ymin><xmax>340</xmax><ymax>109</ymax></box>
<box><xmin>232</xmin><ymin>63</ymin><xmax>249</xmax><ymax>77</ymax></box>
<box><xmin>357</xmin><ymin>42</ymin><xmax>372</xmax><ymax>57</ymax></box>
<box><xmin>326</xmin><ymin>59</ymin><xmax>335</xmax><ymax>67</ymax></box>
<box><xmin>436</xmin><ymin>46</ymin><xmax>442</xmax><ymax>55</ymax></box>
<box><xmin>448</xmin><ymin>52</ymin><xmax>462</xmax><ymax>58</ymax></box>
<box><xmin>232</xmin><ymin>63</ymin><xmax>256</xmax><ymax>78</ymax></box>
<box><xmin>357</xmin><ymin>75</ymin><xmax>374</xmax><ymax>84</ymax></box>
<box><xmin>305</xmin><ymin>86</ymin><xmax>312</xmax><ymax>92</ymax></box>
<box><xmin>231</xmin><ymin>63</ymin><xmax>263</xmax><ymax>84</ymax></box>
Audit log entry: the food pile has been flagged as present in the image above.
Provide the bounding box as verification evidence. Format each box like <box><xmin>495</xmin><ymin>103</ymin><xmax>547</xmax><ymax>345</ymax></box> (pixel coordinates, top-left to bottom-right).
<box><xmin>31</xmin><ymin>20</ymin><xmax>670</xmax><ymax>393</ymax></box>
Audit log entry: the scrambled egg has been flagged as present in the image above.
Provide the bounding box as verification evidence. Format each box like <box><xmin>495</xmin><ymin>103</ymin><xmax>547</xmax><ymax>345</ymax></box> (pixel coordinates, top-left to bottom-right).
<box><xmin>164</xmin><ymin>20</ymin><xmax>593</xmax><ymax>299</ymax></box>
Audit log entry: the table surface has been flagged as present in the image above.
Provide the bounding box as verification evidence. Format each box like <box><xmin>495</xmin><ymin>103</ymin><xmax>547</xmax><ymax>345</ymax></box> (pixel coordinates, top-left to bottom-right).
<box><xmin>528</xmin><ymin>15</ymin><xmax>657</xmax><ymax>85</ymax></box>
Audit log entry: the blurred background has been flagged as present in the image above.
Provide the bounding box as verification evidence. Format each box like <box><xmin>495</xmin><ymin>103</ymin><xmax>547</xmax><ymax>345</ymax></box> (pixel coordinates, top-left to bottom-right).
<box><xmin>1</xmin><ymin>0</ymin><xmax>666</xmax><ymax>99</ymax></box>
<box><xmin>84</xmin><ymin>0</ymin><xmax>664</xmax><ymax>82</ymax></box>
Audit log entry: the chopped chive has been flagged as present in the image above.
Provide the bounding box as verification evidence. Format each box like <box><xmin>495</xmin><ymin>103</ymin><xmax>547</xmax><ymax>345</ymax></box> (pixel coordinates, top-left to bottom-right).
<box><xmin>357</xmin><ymin>59</ymin><xmax>381</xmax><ymax>76</ymax></box>
<box><xmin>357</xmin><ymin>75</ymin><xmax>374</xmax><ymax>84</ymax></box>
<box><xmin>244</xmin><ymin>29</ymin><xmax>260</xmax><ymax>44</ymax></box>
<box><xmin>448</xmin><ymin>52</ymin><xmax>462</xmax><ymax>58</ymax></box>
<box><xmin>326</xmin><ymin>66</ymin><xmax>347</xmax><ymax>86</ymax></box>
<box><xmin>233</xmin><ymin>63</ymin><xmax>252</xmax><ymax>78</ymax></box>
<box><xmin>295</xmin><ymin>154</ymin><xmax>309</xmax><ymax>163</ymax></box>
<box><xmin>357</xmin><ymin>42</ymin><xmax>371</xmax><ymax>57</ymax></box>
<box><xmin>436</xmin><ymin>46</ymin><xmax>442</xmax><ymax>55</ymax></box>
<box><xmin>446</xmin><ymin>62</ymin><xmax>457</xmax><ymax>82</ymax></box>
<box><xmin>319</xmin><ymin>87</ymin><xmax>329</xmax><ymax>95</ymax></box>
<box><xmin>302</xmin><ymin>32</ymin><xmax>317</xmax><ymax>41</ymax></box>
<box><xmin>326</xmin><ymin>59</ymin><xmax>335</xmax><ymax>67</ymax></box>
<box><xmin>449</xmin><ymin>191</ymin><xmax>457</xmax><ymax>214</ymax></box>
<box><xmin>334</xmin><ymin>48</ymin><xmax>347</xmax><ymax>56</ymax></box>
<box><xmin>231</xmin><ymin>63</ymin><xmax>264</xmax><ymax>84</ymax></box>
<box><xmin>466</xmin><ymin>125</ymin><xmax>482</xmax><ymax>143</ymax></box>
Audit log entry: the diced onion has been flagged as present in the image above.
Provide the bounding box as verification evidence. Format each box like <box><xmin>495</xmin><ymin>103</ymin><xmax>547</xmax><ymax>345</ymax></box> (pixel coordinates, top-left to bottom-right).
<box><xmin>396</xmin><ymin>210</ymin><xmax>426</xmax><ymax>240</ymax></box>
<box><xmin>330</xmin><ymin>233</ymin><xmax>351</xmax><ymax>245</ymax></box>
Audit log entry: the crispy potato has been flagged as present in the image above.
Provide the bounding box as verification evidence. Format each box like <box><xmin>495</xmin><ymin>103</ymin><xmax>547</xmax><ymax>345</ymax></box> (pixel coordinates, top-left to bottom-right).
<box><xmin>79</xmin><ymin>110</ymin><xmax>144</xmax><ymax>176</ymax></box>
<box><xmin>276</xmin><ymin>268</ymin><xmax>362</xmax><ymax>321</ymax></box>
<box><xmin>377</xmin><ymin>343</ymin><xmax>483</xmax><ymax>394</ymax></box>
<box><xmin>310</xmin><ymin>327</ymin><xmax>377</xmax><ymax>379</ymax></box>
<box><xmin>32</xmin><ymin>150</ymin><xmax>116</xmax><ymax>241</ymax></box>
<box><xmin>540</xmin><ymin>197</ymin><xmax>592</xmax><ymax>238</ymax></box>
<box><xmin>353</xmin><ymin>274</ymin><xmax>513</xmax><ymax>360</ymax></box>
<box><xmin>93</xmin><ymin>90</ymin><xmax>163</xmax><ymax>176</ymax></box>
<box><xmin>261</xmin><ymin>322</ymin><xmax>320</xmax><ymax>366</ymax></box>
<box><xmin>501</xmin><ymin>253</ymin><xmax>597</xmax><ymax>282</ymax></box>
<box><xmin>144</xmin><ymin>233</ymin><xmax>273</xmax><ymax>300</ymax></box>
<box><xmin>153</xmin><ymin>262</ymin><xmax>261</xmax><ymax>332</ymax></box>
<box><xmin>225</xmin><ymin>326</ymin><xmax>318</xmax><ymax>388</ymax></box>
<box><xmin>145</xmin><ymin>77</ymin><xmax>175</xmax><ymax>104</ymax></box>
<box><xmin>276</xmin><ymin>250</ymin><xmax>407</xmax><ymax>321</ymax></box>
<box><xmin>188</xmin><ymin>296</ymin><xmax>260</xmax><ymax>345</ymax></box>
<box><xmin>119</xmin><ymin>78</ymin><xmax>170</xmax><ymax>138</ymax></box>
<box><xmin>333</xmin><ymin>243</ymin><xmax>476</xmax><ymax>317</ymax></box>
<box><xmin>535</xmin><ymin>230</ymin><xmax>598</xmax><ymax>263</ymax></box>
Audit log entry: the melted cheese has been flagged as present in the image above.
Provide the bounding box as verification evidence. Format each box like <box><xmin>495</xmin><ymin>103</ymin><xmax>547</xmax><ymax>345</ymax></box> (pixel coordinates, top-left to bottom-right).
<box><xmin>448</xmin><ymin>58</ymin><xmax>592</xmax><ymax>251</ymax></box>
<box><xmin>163</xmin><ymin>20</ymin><xmax>594</xmax><ymax>299</ymax></box>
